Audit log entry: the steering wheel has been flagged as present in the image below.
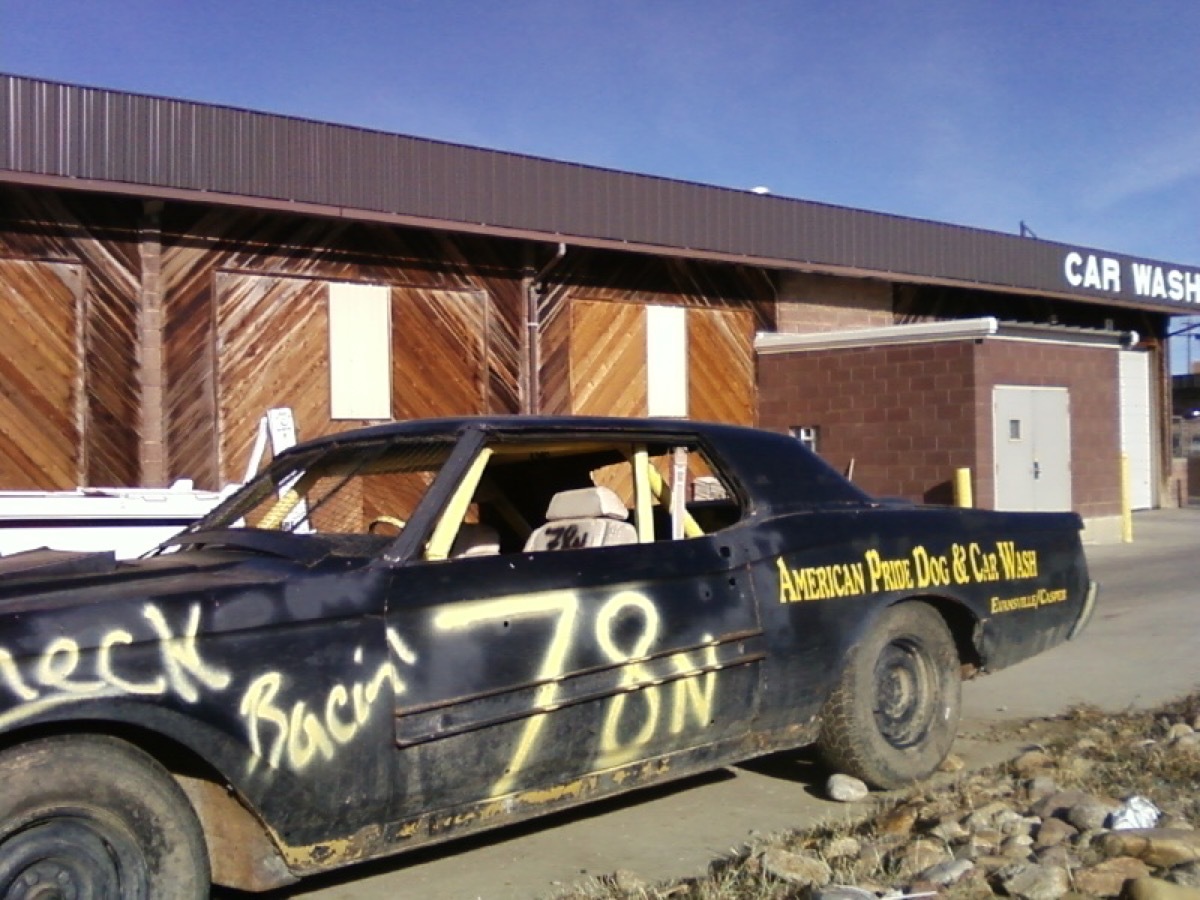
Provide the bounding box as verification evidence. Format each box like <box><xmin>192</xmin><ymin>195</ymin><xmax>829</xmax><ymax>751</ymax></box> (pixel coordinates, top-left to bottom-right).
<box><xmin>367</xmin><ymin>515</ymin><xmax>407</xmax><ymax>536</ymax></box>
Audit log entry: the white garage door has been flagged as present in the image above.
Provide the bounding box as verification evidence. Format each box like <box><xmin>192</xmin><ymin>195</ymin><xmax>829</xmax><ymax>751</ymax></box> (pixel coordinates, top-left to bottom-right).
<box><xmin>1119</xmin><ymin>350</ymin><xmax>1154</xmax><ymax>510</ymax></box>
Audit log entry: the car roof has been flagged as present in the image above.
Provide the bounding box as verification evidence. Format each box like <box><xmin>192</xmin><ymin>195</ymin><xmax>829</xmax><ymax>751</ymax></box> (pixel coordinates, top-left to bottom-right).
<box><xmin>276</xmin><ymin>416</ymin><xmax>874</xmax><ymax>512</ymax></box>
<box><xmin>284</xmin><ymin>415</ymin><xmax>747</xmax><ymax>446</ymax></box>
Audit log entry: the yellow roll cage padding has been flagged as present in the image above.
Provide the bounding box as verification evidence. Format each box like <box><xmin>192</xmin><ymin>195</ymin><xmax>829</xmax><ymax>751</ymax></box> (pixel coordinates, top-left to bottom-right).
<box><xmin>631</xmin><ymin>446</ymin><xmax>654</xmax><ymax>544</ymax></box>
<box><xmin>425</xmin><ymin>447</ymin><xmax>494</xmax><ymax>561</ymax></box>
<box><xmin>628</xmin><ymin>446</ymin><xmax>704</xmax><ymax>541</ymax></box>
<box><xmin>257</xmin><ymin>471</ymin><xmax>321</xmax><ymax>530</ymax></box>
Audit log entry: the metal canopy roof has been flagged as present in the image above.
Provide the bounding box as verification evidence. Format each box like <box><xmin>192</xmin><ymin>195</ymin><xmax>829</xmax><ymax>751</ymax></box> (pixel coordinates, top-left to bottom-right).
<box><xmin>2</xmin><ymin>73</ymin><xmax>1197</xmax><ymax>315</ymax></box>
<box><xmin>755</xmin><ymin>317</ymin><xmax>1136</xmax><ymax>354</ymax></box>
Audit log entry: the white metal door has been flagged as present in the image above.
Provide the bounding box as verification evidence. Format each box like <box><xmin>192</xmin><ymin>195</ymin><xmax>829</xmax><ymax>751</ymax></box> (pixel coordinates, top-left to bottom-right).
<box><xmin>993</xmin><ymin>387</ymin><xmax>1072</xmax><ymax>511</ymax></box>
<box><xmin>1119</xmin><ymin>351</ymin><xmax>1154</xmax><ymax>510</ymax></box>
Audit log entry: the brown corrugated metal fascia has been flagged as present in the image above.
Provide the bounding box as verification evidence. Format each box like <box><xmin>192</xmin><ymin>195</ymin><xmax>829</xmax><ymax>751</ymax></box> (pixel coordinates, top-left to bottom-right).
<box><xmin>0</xmin><ymin>168</ymin><xmax>1185</xmax><ymax>317</ymax></box>
<box><xmin>2</xmin><ymin>73</ymin><xmax>1198</xmax><ymax>315</ymax></box>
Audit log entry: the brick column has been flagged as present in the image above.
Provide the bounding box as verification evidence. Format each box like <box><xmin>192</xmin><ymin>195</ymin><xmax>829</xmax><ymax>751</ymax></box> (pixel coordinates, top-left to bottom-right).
<box><xmin>138</xmin><ymin>200</ymin><xmax>167</xmax><ymax>487</ymax></box>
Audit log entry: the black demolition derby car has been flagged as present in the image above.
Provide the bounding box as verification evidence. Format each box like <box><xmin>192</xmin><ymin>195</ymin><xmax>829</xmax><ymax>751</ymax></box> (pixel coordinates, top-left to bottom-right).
<box><xmin>0</xmin><ymin>417</ymin><xmax>1096</xmax><ymax>895</ymax></box>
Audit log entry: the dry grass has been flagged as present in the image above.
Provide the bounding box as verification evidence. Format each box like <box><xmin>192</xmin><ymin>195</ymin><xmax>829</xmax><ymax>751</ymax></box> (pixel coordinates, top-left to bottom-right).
<box><xmin>547</xmin><ymin>692</ymin><xmax>1200</xmax><ymax>900</ymax></box>
<box><xmin>1045</xmin><ymin>695</ymin><xmax>1200</xmax><ymax>822</ymax></box>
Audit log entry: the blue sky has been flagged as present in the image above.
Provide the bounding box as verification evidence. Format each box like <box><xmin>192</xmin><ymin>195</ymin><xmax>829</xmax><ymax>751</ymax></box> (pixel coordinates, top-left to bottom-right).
<box><xmin>3</xmin><ymin>1</ymin><xmax>1199</xmax><ymax>357</ymax></box>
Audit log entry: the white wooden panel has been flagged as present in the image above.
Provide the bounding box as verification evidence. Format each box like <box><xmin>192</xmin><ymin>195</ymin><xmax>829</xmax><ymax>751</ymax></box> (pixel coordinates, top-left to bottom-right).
<box><xmin>329</xmin><ymin>283</ymin><xmax>391</xmax><ymax>420</ymax></box>
<box><xmin>1119</xmin><ymin>351</ymin><xmax>1154</xmax><ymax>509</ymax></box>
<box><xmin>646</xmin><ymin>305</ymin><xmax>687</xmax><ymax>417</ymax></box>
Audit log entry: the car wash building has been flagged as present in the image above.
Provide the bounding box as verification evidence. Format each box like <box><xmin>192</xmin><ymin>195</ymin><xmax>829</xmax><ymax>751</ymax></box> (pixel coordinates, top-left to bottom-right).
<box><xmin>2</xmin><ymin>73</ymin><xmax>1197</xmax><ymax>540</ymax></box>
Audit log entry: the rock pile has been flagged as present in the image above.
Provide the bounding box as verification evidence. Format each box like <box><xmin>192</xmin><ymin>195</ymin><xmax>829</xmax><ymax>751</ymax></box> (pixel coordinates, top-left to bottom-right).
<box><xmin>783</xmin><ymin>719</ymin><xmax>1200</xmax><ymax>899</ymax></box>
<box><xmin>763</xmin><ymin>775</ymin><xmax>1200</xmax><ymax>898</ymax></box>
<box><xmin>563</xmin><ymin>700</ymin><xmax>1200</xmax><ymax>900</ymax></box>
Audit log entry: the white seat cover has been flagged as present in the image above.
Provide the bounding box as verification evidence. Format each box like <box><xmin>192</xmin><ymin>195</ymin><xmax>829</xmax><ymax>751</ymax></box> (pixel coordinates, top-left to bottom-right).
<box><xmin>524</xmin><ymin>487</ymin><xmax>637</xmax><ymax>552</ymax></box>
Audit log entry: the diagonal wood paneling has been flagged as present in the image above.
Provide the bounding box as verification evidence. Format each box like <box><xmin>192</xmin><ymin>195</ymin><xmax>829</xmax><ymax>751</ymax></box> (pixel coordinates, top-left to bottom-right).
<box><xmin>0</xmin><ymin>260</ymin><xmax>82</xmax><ymax>488</ymax></box>
<box><xmin>569</xmin><ymin>300</ymin><xmax>647</xmax><ymax>417</ymax></box>
<box><xmin>540</xmin><ymin>249</ymin><xmax>770</xmax><ymax>420</ymax></box>
<box><xmin>564</xmin><ymin>297</ymin><xmax>752</xmax><ymax>425</ymax></box>
<box><xmin>162</xmin><ymin>241</ymin><xmax>220</xmax><ymax>488</ymax></box>
<box><xmin>0</xmin><ymin>191</ymin><xmax>766</xmax><ymax>491</ymax></box>
<box><xmin>357</xmin><ymin>231</ymin><xmax>518</xmax><ymax>416</ymax></box>
<box><xmin>392</xmin><ymin>288</ymin><xmax>488</xmax><ymax>420</ymax></box>
<box><xmin>538</xmin><ymin>282</ymin><xmax>574</xmax><ymax>416</ymax></box>
<box><xmin>216</xmin><ymin>276</ymin><xmax>493</xmax><ymax>483</ymax></box>
<box><xmin>163</xmin><ymin>208</ymin><xmax>522</xmax><ymax>488</ymax></box>
<box><xmin>216</xmin><ymin>273</ymin><xmax>333</xmax><ymax>483</ymax></box>
<box><xmin>0</xmin><ymin>189</ymin><xmax>141</xmax><ymax>488</ymax></box>
<box><xmin>29</xmin><ymin>191</ymin><xmax>140</xmax><ymax>487</ymax></box>
<box><xmin>689</xmin><ymin>307</ymin><xmax>754</xmax><ymax>425</ymax></box>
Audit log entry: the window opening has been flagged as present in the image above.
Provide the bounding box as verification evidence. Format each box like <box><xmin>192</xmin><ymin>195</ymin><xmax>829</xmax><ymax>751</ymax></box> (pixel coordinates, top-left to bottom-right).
<box><xmin>456</xmin><ymin>437</ymin><xmax>738</xmax><ymax>555</ymax></box>
<box><xmin>187</xmin><ymin>439</ymin><xmax>453</xmax><ymax>547</ymax></box>
<box><xmin>180</xmin><ymin>433</ymin><xmax>741</xmax><ymax>563</ymax></box>
<box><xmin>790</xmin><ymin>425</ymin><xmax>819</xmax><ymax>453</ymax></box>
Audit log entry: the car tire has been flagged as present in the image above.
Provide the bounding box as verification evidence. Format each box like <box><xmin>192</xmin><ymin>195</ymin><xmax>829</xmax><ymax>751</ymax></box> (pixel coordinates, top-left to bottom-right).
<box><xmin>0</xmin><ymin>734</ymin><xmax>210</xmax><ymax>899</ymax></box>
<box><xmin>817</xmin><ymin>601</ymin><xmax>961</xmax><ymax>789</ymax></box>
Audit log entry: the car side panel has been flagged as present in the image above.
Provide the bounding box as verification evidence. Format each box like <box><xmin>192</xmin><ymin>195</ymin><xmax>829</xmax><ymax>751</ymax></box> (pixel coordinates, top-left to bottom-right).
<box><xmin>382</xmin><ymin>535</ymin><xmax>765</xmax><ymax>820</ymax></box>
<box><xmin>0</xmin><ymin>563</ymin><xmax>399</xmax><ymax>849</ymax></box>
<box><xmin>746</xmin><ymin>506</ymin><xmax>1090</xmax><ymax>731</ymax></box>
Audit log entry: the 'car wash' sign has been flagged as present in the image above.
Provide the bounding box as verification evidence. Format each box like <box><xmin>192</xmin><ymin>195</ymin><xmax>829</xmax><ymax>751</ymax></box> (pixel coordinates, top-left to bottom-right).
<box><xmin>1064</xmin><ymin>250</ymin><xmax>1200</xmax><ymax>305</ymax></box>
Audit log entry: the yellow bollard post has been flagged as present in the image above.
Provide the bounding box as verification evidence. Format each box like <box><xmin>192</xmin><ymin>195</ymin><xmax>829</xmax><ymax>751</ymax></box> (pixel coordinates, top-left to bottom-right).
<box><xmin>1120</xmin><ymin>453</ymin><xmax>1133</xmax><ymax>543</ymax></box>
<box><xmin>953</xmin><ymin>467</ymin><xmax>973</xmax><ymax>508</ymax></box>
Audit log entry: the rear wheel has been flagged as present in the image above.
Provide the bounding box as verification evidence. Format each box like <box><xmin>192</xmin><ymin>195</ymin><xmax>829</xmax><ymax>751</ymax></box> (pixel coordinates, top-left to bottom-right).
<box><xmin>0</xmin><ymin>734</ymin><xmax>210</xmax><ymax>899</ymax></box>
<box><xmin>817</xmin><ymin>602</ymin><xmax>961</xmax><ymax>789</ymax></box>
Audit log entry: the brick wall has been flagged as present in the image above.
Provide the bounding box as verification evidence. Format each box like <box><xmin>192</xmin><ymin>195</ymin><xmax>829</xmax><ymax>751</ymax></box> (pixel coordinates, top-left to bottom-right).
<box><xmin>973</xmin><ymin>341</ymin><xmax>1120</xmax><ymax>518</ymax></box>
<box><xmin>1168</xmin><ymin>457</ymin><xmax>1188</xmax><ymax>506</ymax></box>
<box><xmin>775</xmin><ymin>272</ymin><xmax>893</xmax><ymax>334</ymax></box>
<box><xmin>758</xmin><ymin>341</ymin><xmax>977</xmax><ymax>503</ymax></box>
<box><xmin>758</xmin><ymin>338</ymin><xmax>1122</xmax><ymax>517</ymax></box>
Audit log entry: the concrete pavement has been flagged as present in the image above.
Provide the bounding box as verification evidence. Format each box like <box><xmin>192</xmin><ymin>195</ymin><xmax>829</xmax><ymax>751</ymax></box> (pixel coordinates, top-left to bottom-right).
<box><xmin>258</xmin><ymin>509</ymin><xmax>1200</xmax><ymax>899</ymax></box>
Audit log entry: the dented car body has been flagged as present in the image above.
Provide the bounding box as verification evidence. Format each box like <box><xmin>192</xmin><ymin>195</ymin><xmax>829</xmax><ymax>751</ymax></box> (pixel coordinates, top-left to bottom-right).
<box><xmin>0</xmin><ymin>417</ymin><xmax>1096</xmax><ymax>894</ymax></box>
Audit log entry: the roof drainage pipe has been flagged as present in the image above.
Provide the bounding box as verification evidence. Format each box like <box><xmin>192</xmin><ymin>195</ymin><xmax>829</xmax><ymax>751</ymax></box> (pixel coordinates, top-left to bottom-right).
<box><xmin>525</xmin><ymin>243</ymin><xmax>567</xmax><ymax>415</ymax></box>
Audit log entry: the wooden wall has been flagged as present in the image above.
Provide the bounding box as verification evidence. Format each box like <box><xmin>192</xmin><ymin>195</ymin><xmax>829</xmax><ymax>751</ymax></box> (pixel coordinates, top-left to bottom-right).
<box><xmin>0</xmin><ymin>189</ymin><xmax>141</xmax><ymax>488</ymax></box>
<box><xmin>212</xmin><ymin>276</ymin><xmax>496</xmax><ymax>483</ymax></box>
<box><xmin>569</xmin><ymin>300</ymin><xmax>648</xmax><ymax>417</ymax></box>
<box><xmin>540</xmin><ymin>251</ymin><xmax>771</xmax><ymax>424</ymax></box>
<box><xmin>160</xmin><ymin>218</ymin><xmax>772</xmax><ymax>487</ymax></box>
<box><xmin>0</xmin><ymin>187</ymin><xmax>771</xmax><ymax>491</ymax></box>
<box><xmin>160</xmin><ymin>208</ymin><xmax>526</xmax><ymax>487</ymax></box>
<box><xmin>0</xmin><ymin>259</ymin><xmax>82</xmax><ymax>488</ymax></box>
<box><xmin>214</xmin><ymin>273</ymin><xmax>332</xmax><ymax>484</ymax></box>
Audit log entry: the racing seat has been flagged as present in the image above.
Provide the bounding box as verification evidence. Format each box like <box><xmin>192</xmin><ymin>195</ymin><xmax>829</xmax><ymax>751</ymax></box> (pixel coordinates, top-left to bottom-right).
<box><xmin>523</xmin><ymin>486</ymin><xmax>638</xmax><ymax>552</ymax></box>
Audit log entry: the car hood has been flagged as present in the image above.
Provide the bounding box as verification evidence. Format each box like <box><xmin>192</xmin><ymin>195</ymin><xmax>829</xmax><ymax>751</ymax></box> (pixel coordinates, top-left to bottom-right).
<box><xmin>0</xmin><ymin>547</ymin><xmax>123</xmax><ymax>581</ymax></box>
<box><xmin>0</xmin><ymin>545</ymin><xmax>299</xmax><ymax>616</ymax></box>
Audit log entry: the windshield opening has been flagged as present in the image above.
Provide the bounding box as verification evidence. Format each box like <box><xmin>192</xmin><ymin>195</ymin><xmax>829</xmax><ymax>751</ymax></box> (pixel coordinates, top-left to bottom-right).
<box><xmin>182</xmin><ymin>438</ymin><xmax>456</xmax><ymax>540</ymax></box>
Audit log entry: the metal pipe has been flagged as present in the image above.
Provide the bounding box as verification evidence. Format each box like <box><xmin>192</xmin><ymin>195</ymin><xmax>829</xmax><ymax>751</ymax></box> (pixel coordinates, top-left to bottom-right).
<box><xmin>524</xmin><ymin>243</ymin><xmax>566</xmax><ymax>415</ymax></box>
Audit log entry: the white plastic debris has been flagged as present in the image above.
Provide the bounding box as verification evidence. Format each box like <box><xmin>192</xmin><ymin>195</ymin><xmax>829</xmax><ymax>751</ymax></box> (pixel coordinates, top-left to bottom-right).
<box><xmin>1109</xmin><ymin>795</ymin><xmax>1161</xmax><ymax>830</ymax></box>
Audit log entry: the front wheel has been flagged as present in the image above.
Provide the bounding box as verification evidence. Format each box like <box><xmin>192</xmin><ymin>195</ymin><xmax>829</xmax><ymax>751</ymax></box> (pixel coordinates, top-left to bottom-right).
<box><xmin>817</xmin><ymin>602</ymin><xmax>962</xmax><ymax>789</ymax></box>
<box><xmin>0</xmin><ymin>734</ymin><xmax>210</xmax><ymax>899</ymax></box>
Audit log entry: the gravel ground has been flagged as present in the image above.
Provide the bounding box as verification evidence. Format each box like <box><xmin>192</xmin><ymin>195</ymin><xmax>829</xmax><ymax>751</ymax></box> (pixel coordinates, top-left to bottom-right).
<box><xmin>552</xmin><ymin>693</ymin><xmax>1200</xmax><ymax>900</ymax></box>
